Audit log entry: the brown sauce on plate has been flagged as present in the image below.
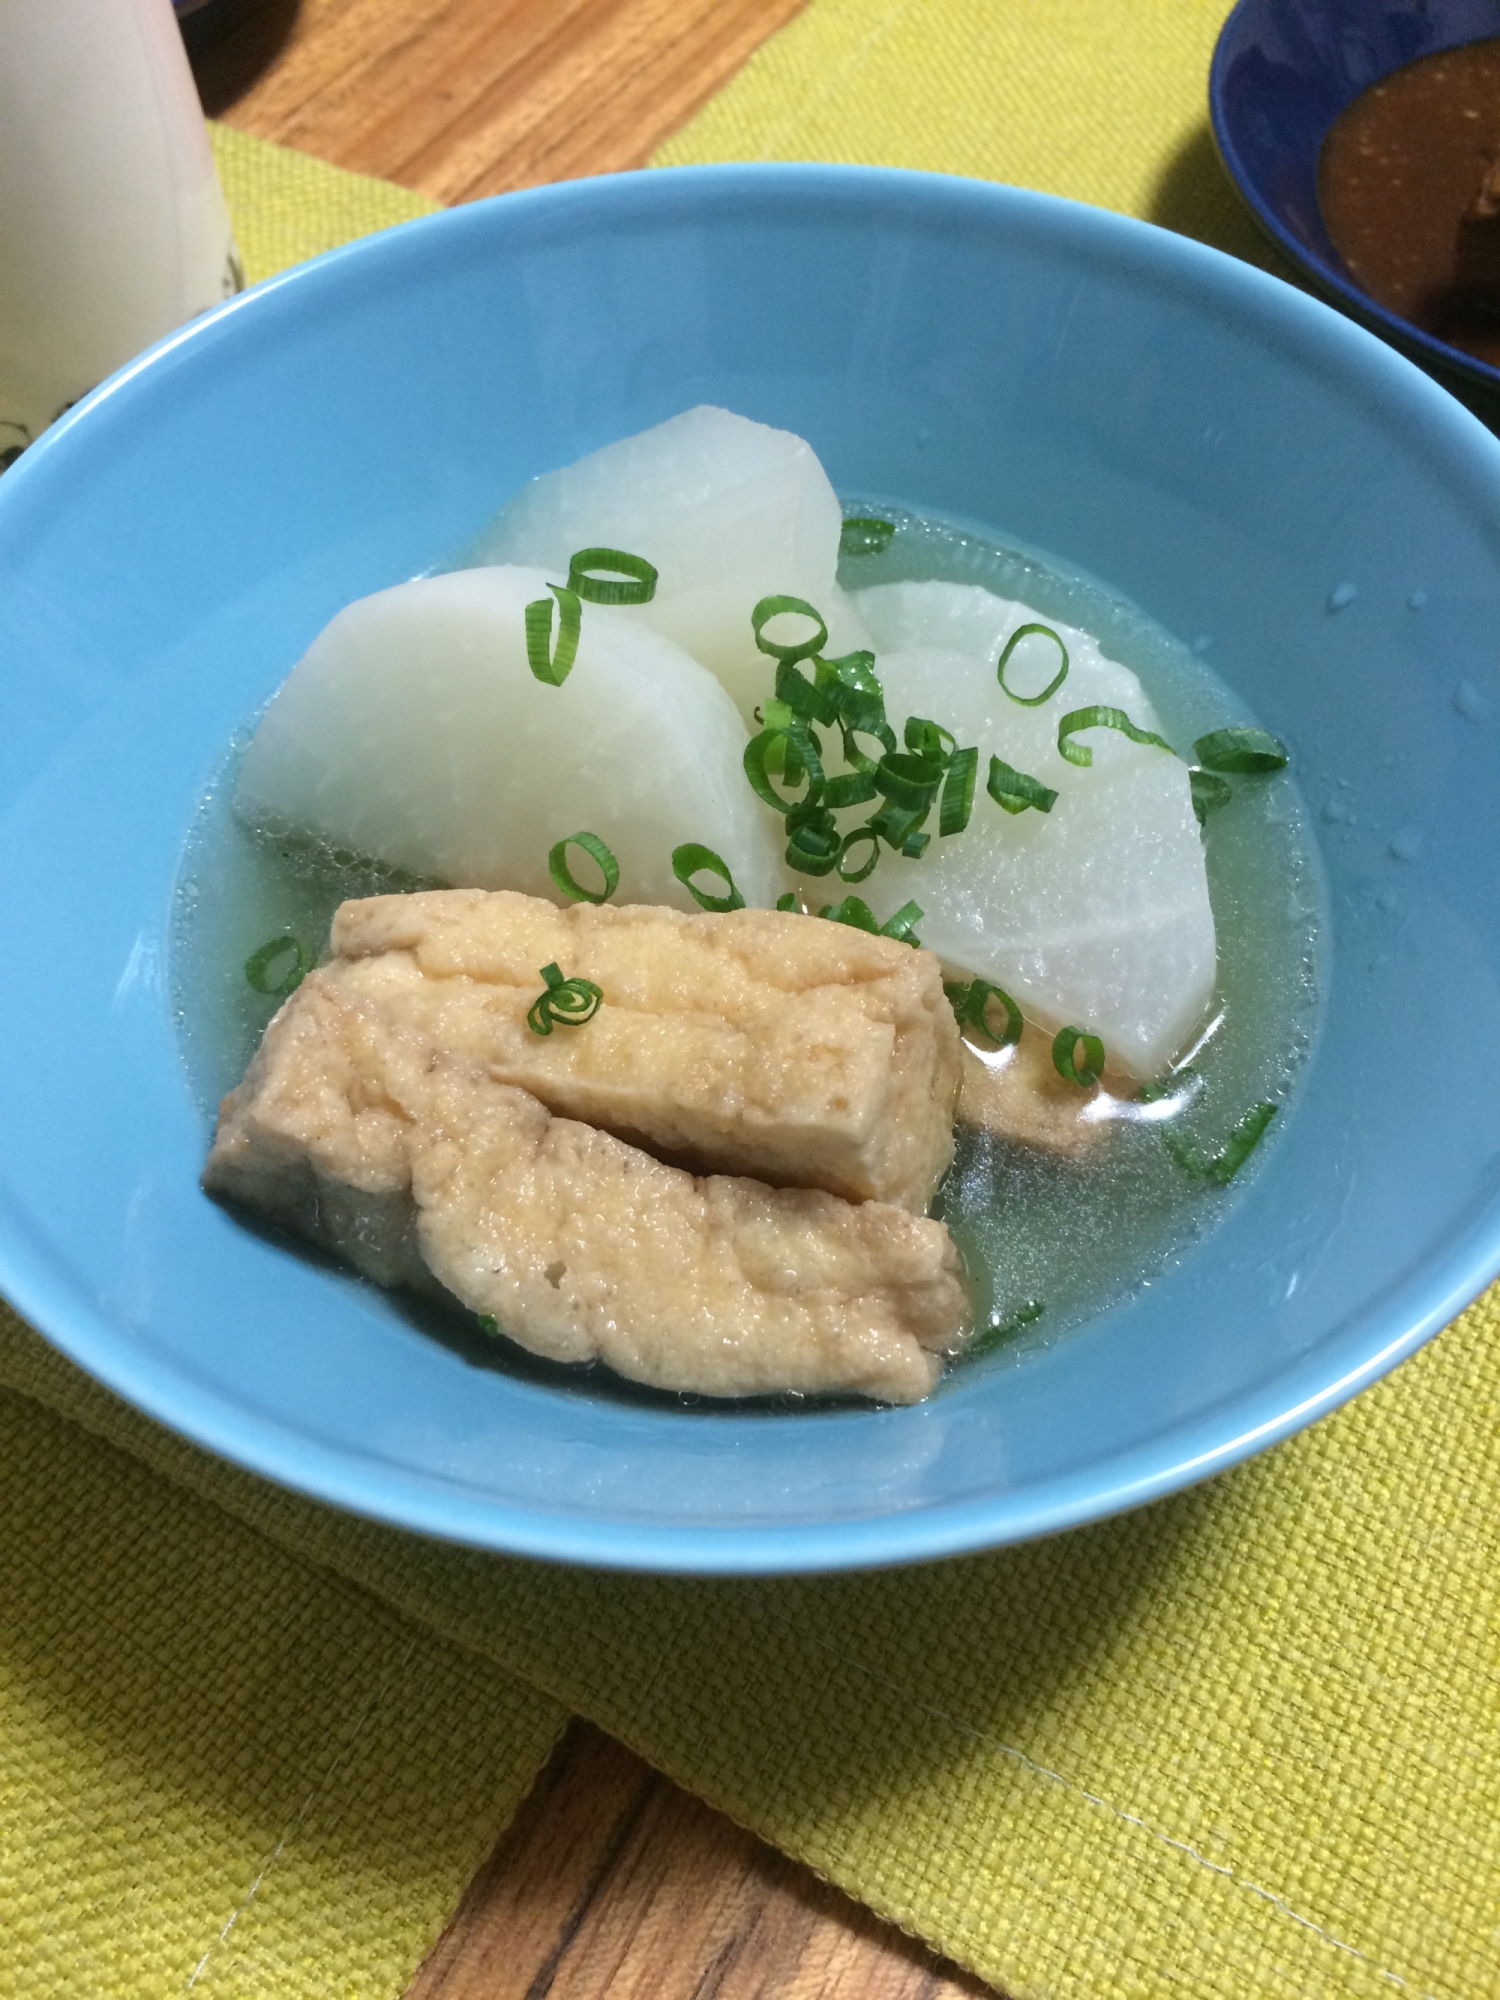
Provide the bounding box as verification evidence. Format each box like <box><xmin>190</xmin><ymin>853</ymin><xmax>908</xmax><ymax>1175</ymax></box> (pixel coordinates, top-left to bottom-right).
<box><xmin>1320</xmin><ymin>37</ymin><xmax>1500</xmax><ymax>366</ymax></box>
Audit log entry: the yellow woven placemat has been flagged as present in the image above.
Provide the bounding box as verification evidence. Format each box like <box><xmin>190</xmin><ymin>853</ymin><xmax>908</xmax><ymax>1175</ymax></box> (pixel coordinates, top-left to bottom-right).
<box><xmin>3</xmin><ymin>8</ymin><xmax>1498</xmax><ymax>1999</ymax></box>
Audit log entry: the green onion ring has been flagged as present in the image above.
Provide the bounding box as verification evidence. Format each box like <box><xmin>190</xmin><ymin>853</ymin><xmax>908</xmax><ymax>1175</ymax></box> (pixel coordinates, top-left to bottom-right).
<box><xmin>548</xmin><ymin>831</ymin><xmax>619</xmax><ymax>904</ymax></box>
<box><xmin>840</xmin><ymin>718</ymin><xmax>898</xmax><ymax>774</ymax></box>
<box><xmin>821</xmin><ymin>769</ymin><xmax>878</xmax><ymax>810</ymax></box>
<box><xmin>776</xmin><ymin>656</ymin><xmax>842</xmax><ymax>726</ymax></box>
<box><xmin>944</xmin><ymin>977</ymin><xmax>1023</xmax><ymax>1047</ymax></box>
<box><xmin>744</xmin><ymin>723</ymin><xmax>825</xmax><ymax>813</ymax></box>
<box><xmin>839</xmin><ymin>517</ymin><xmax>896</xmax><ymax>557</ymax></box>
<box><xmin>526</xmin><ymin>960</ymin><xmax>603</xmax><ymax>1036</ymax></box>
<box><xmin>1192</xmin><ymin>727</ymin><xmax>1289</xmax><ymax>773</ymax></box>
<box><xmin>904</xmin><ymin>715</ymin><xmax>957</xmax><ymax>762</ymax></box>
<box><xmin>1157</xmin><ymin>1098</ymin><xmax>1278</xmax><ymax>1185</ymax></box>
<box><xmin>940</xmin><ymin>746</ymin><xmax>978</xmax><ymax>835</ymax></box>
<box><xmin>836</xmin><ymin>825</ymin><xmax>881</xmax><ymax>883</ymax></box>
<box><xmin>786</xmin><ymin>815</ymin><xmax>843</xmax><ymax>876</ymax></box>
<box><xmin>671</xmin><ymin>843</ymin><xmax>745</xmax><ymax>912</ymax></box>
<box><xmin>997</xmin><ymin>623</ymin><xmax>1069</xmax><ymax>706</ymax></box>
<box><xmin>986</xmin><ymin>755</ymin><xmax>1059</xmax><ymax>816</ymax></box>
<box><xmin>873</xmin><ymin>750</ymin><xmax>945</xmax><ymax>811</ymax></box>
<box><xmin>564</xmin><ymin>546</ymin><xmax>658</xmax><ymax>605</ymax></box>
<box><xmin>879</xmin><ymin>900</ymin><xmax>924</xmax><ymax>946</ymax></box>
<box><xmin>1052</xmin><ymin>1025</ymin><xmax>1106</xmax><ymax>1087</ymax></box>
<box><xmin>751</xmin><ymin>594</ymin><xmax>828</xmax><ymax>665</ymax></box>
<box><xmin>244</xmin><ymin>933</ymin><xmax>309</xmax><ymax>998</ymax></box>
<box><xmin>525</xmin><ymin>584</ymin><xmax>582</xmax><ymax>685</ymax></box>
<box><xmin>1057</xmin><ymin>705</ymin><xmax>1176</xmax><ymax>769</ymax></box>
<box><xmin>775</xmin><ymin>891</ymin><xmax>802</xmax><ymax>912</ymax></box>
<box><xmin>1189</xmin><ymin>769</ymin><xmax>1233</xmax><ymax>826</ymax></box>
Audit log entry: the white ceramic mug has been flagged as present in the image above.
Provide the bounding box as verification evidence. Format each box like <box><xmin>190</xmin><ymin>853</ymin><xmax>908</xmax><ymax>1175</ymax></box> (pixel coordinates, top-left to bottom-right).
<box><xmin>0</xmin><ymin>0</ymin><xmax>242</xmax><ymax>465</ymax></box>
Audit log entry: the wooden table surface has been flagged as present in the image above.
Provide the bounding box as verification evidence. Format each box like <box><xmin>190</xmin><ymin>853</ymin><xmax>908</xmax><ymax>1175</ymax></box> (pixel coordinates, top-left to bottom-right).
<box><xmin>197</xmin><ymin>4</ymin><xmax>1006</xmax><ymax>1995</ymax></box>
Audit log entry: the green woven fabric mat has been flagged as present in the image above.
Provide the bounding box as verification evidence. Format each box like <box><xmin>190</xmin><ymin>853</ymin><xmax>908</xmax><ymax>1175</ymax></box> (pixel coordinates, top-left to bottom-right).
<box><xmin>4</xmin><ymin>8</ymin><xmax>1498</xmax><ymax>1999</ymax></box>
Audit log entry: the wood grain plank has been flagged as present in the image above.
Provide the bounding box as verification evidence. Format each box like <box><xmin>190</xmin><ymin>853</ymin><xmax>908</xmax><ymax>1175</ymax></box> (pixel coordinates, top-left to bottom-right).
<box><xmin>202</xmin><ymin>0</ymin><xmax>804</xmax><ymax>202</ymax></box>
<box><xmin>404</xmin><ymin>1722</ymin><xmax>1004</xmax><ymax>2000</ymax></box>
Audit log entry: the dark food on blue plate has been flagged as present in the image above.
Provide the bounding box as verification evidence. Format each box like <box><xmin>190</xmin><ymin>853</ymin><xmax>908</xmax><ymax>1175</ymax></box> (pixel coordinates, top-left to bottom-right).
<box><xmin>1320</xmin><ymin>37</ymin><xmax>1500</xmax><ymax>367</ymax></box>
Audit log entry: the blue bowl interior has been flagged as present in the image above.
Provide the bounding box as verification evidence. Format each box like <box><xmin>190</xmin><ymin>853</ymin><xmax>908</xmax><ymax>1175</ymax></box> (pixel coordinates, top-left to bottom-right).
<box><xmin>1</xmin><ymin>167</ymin><xmax>1498</xmax><ymax>1571</ymax></box>
<box><xmin>1211</xmin><ymin>0</ymin><xmax>1500</xmax><ymax>389</ymax></box>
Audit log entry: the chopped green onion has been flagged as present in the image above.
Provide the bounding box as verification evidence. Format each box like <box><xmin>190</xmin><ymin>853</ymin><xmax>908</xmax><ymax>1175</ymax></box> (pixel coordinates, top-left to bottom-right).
<box><xmin>564</xmin><ymin>546</ymin><xmax>658</xmax><ymax>605</ymax></box>
<box><xmin>477</xmin><ymin>1314</ymin><xmax>499</xmax><ymax>1336</ymax></box>
<box><xmin>775</xmin><ymin>891</ymin><xmax>801</xmax><ymax>912</ymax></box>
<box><xmin>751</xmin><ymin>594</ymin><xmax>828</xmax><ymax>665</ymax></box>
<box><xmin>869</xmin><ymin>800</ymin><xmax>929</xmax><ymax>851</ymax></box>
<box><xmin>879</xmin><ymin>900</ymin><xmax>924</xmax><ymax>946</ymax></box>
<box><xmin>526</xmin><ymin>961</ymin><xmax>604</xmax><ymax>1036</ymax></box>
<box><xmin>997</xmin><ymin>623</ymin><xmax>1069</xmax><ymax>706</ymax></box>
<box><xmin>775</xmin><ymin>656</ymin><xmax>841</xmax><ymax>726</ymax></box>
<box><xmin>836</xmin><ymin>825</ymin><xmax>881</xmax><ymax>882</ymax></box>
<box><xmin>874</xmin><ymin>750</ymin><xmax>945</xmax><ymax>812</ymax></box>
<box><xmin>245</xmin><ymin>933</ymin><xmax>309</xmax><ymax>998</ymax></box>
<box><xmin>1189</xmin><ymin>768</ymin><xmax>1233</xmax><ymax>826</ymax></box>
<box><xmin>785</xmin><ymin>810</ymin><xmax>843</xmax><ymax>876</ymax></box>
<box><xmin>840</xmin><ymin>718</ymin><xmax>898</xmax><ymax>774</ymax></box>
<box><xmin>1192</xmin><ymin>727</ymin><xmax>1289</xmax><ymax>773</ymax></box>
<box><xmin>1150</xmin><ymin>1092</ymin><xmax>1278</xmax><ymax>1186</ymax></box>
<box><xmin>819</xmin><ymin>896</ymin><xmax>923</xmax><ymax>946</ymax></box>
<box><xmin>671</xmin><ymin>843</ymin><xmax>745</xmax><ymax>912</ymax></box>
<box><xmin>525</xmin><ymin>584</ymin><xmax>582</xmax><ymax>685</ymax></box>
<box><xmin>940</xmin><ymin>747</ymin><xmax>978</xmax><ymax>836</ymax></box>
<box><xmin>1053</xmin><ymin>1025</ymin><xmax>1106</xmax><ymax>1087</ymax></box>
<box><xmin>821</xmin><ymin>769</ymin><xmax>878</xmax><ymax>810</ymax></box>
<box><xmin>548</xmin><ymin>831</ymin><xmax>619</xmax><ymax>904</ymax></box>
<box><xmin>904</xmin><ymin>715</ymin><xmax>957</xmax><ymax>762</ymax></box>
<box><xmin>944</xmin><ymin>977</ymin><xmax>1023</xmax><ymax>1047</ymax></box>
<box><xmin>839</xmin><ymin>516</ymin><xmax>896</xmax><ymax>557</ymax></box>
<box><xmin>744</xmin><ymin>723</ymin><xmax>825</xmax><ymax>813</ymax></box>
<box><xmin>968</xmin><ymin>1297</ymin><xmax>1044</xmax><ymax>1359</ymax></box>
<box><xmin>985</xmin><ymin>755</ymin><xmax>1058</xmax><ymax>817</ymax></box>
<box><xmin>1057</xmin><ymin>705</ymin><xmax>1176</xmax><ymax>769</ymax></box>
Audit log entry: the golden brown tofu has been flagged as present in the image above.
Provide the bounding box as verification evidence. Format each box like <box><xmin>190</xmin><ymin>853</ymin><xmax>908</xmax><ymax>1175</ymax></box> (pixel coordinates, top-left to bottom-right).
<box><xmin>325</xmin><ymin>889</ymin><xmax>961</xmax><ymax>1212</ymax></box>
<box><xmin>204</xmin><ymin>976</ymin><xmax>971</xmax><ymax>1405</ymax></box>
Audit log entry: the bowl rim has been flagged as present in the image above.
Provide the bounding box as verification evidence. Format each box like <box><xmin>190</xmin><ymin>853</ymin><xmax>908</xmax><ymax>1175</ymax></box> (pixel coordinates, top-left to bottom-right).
<box><xmin>1208</xmin><ymin>0</ymin><xmax>1500</xmax><ymax>393</ymax></box>
<box><xmin>5</xmin><ymin>160</ymin><xmax>1500</xmax><ymax>1573</ymax></box>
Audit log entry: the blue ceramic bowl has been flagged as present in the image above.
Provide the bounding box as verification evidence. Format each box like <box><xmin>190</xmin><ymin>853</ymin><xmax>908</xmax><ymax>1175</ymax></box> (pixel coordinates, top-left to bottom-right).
<box><xmin>1211</xmin><ymin>0</ymin><xmax>1500</xmax><ymax>390</ymax></box>
<box><xmin>1</xmin><ymin>166</ymin><xmax>1498</xmax><ymax>1573</ymax></box>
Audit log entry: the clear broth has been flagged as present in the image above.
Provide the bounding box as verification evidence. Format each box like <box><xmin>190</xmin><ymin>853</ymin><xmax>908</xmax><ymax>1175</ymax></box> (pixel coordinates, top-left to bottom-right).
<box><xmin>172</xmin><ymin>507</ymin><xmax>1324</xmax><ymax>1398</ymax></box>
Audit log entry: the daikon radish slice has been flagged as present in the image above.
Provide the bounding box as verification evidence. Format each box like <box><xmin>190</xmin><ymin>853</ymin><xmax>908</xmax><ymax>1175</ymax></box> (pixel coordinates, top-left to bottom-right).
<box><xmin>852</xmin><ymin>581</ymin><xmax>1216</xmax><ymax>1078</ymax></box>
<box><xmin>463</xmin><ymin>405</ymin><xmax>872</xmax><ymax>723</ymax></box>
<box><xmin>235</xmin><ymin>565</ymin><xmax>785</xmax><ymax>913</ymax></box>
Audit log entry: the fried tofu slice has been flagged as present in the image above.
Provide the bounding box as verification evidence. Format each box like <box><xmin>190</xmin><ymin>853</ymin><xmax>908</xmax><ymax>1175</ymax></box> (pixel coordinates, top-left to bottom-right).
<box><xmin>204</xmin><ymin>977</ymin><xmax>971</xmax><ymax>1405</ymax></box>
<box><xmin>324</xmin><ymin>889</ymin><xmax>961</xmax><ymax>1213</ymax></box>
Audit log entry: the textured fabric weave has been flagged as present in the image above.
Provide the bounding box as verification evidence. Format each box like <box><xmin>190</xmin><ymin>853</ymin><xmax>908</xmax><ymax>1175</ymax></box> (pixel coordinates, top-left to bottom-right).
<box><xmin>3</xmin><ymin>7</ymin><xmax>1498</xmax><ymax>1999</ymax></box>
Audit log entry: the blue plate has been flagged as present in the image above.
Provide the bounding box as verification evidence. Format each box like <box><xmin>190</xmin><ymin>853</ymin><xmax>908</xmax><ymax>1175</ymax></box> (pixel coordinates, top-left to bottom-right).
<box><xmin>1</xmin><ymin>166</ymin><xmax>1498</xmax><ymax>1572</ymax></box>
<box><xmin>1211</xmin><ymin>0</ymin><xmax>1500</xmax><ymax>391</ymax></box>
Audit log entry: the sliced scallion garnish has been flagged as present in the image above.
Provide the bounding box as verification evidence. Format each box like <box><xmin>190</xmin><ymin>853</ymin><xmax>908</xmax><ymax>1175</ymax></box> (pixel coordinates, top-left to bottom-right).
<box><xmin>1057</xmin><ymin>705</ymin><xmax>1175</xmax><ymax>768</ymax></box>
<box><xmin>775</xmin><ymin>891</ymin><xmax>801</xmax><ymax>912</ymax></box>
<box><xmin>477</xmin><ymin>1314</ymin><xmax>499</xmax><ymax>1335</ymax></box>
<box><xmin>548</xmin><ymin>830</ymin><xmax>619</xmax><ymax>904</ymax></box>
<box><xmin>1192</xmin><ymin>727</ymin><xmax>1289</xmax><ymax>773</ymax></box>
<box><xmin>944</xmin><ymin>977</ymin><xmax>1023</xmax><ymax>1048</ymax></box>
<box><xmin>986</xmin><ymin>755</ymin><xmax>1058</xmax><ymax>816</ymax></box>
<box><xmin>751</xmin><ymin>594</ymin><xmax>828</xmax><ymax>665</ymax></box>
<box><xmin>525</xmin><ymin>583</ymin><xmax>582</xmax><ymax>685</ymax></box>
<box><xmin>1144</xmin><ymin>1086</ymin><xmax>1278</xmax><ymax>1186</ymax></box>
<box><xmin>968</xmin><ymin>1297</ymin><xmax>1044</xmax><ymax>1359</ymax></box>
<box><xmin>839</xmin><ymin>516</ymin><xmax>896</xmax><ymax>557</ymax></box>
<box><xmin>997</xmin><ymin>623</ymin><xmax>1069</xmax><ymax>706</ymax></box>
<box><xmin>873</xmin><ymin>750</ymin><xmax>945</xmax><ymax>812</ymax></box>
<box><xmin>744</xmin><ymin>722</ymin><xmax>825</xmax><ymax>813</ymax></box>
<box><xmin>785</xmin><ymin>809</ymin><xmax>844</xmax><ymax>876</ymax></box>
<box><xmin>836</xmin><ymin>825</ymin><xmax>881</xmax><ymax>882</ymax></box>
<box><xmin>939</xmin><ymin>746</ymin><xmax>978</xmax><ymax>835</ymax></box>
<box><xmin>821</xmin><ymin>769</ymin><xmax>878</xmax><ymax>810</ymax></box>
<box><xmin>564</xmin><ymin>546</ymin><xmax>658</xmax><ymax>605</ymax></box>
<box><xmin>819</xmin><ymin>896</ymin><xmax>923</xmax><ymax>946</ymax></box>
<box><xmin>671</xmin><ymin>843</ymin><xmax>745</xmax><ymax>912</ymax></box>
<box><xmin>526</xmin><ymin>961</ymin><xmax>604</xmax><ymax>1036</ymax></box>
<box><xmin>1189</xmin><ymin>769</ymin><xmax>1233</xmax><ymax>826</ymax></box>
<box><xmin>904</xmin><ymin>715</ymin><xmax>957</xmax><ymax>762</ymax></box>
<box><xmin>245</xmin><ymin>933</ymin><xmax>309</xmax><ymax>998</ymax></box>
<box><xmin>1052</xmin><ymin>1025</ymin><xmax>1106</xmax><ymax>1087</ymax></box>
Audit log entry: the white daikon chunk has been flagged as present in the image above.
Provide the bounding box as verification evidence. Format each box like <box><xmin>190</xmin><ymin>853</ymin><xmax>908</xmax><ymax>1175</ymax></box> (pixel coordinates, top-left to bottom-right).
<box><xmin>235</xmin><ymin>566</ymin><xmax>786</xmax><ymax>914</ymax></box>
<box><xmin>851</xmin><ymin>581</ymin><xmax>1216</xmax><ymax>1078</ymax></box>
<box><xmin>463</xmin><ymin>405</ymin><xmax>872</xmax><ymax>724</ymax></box>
